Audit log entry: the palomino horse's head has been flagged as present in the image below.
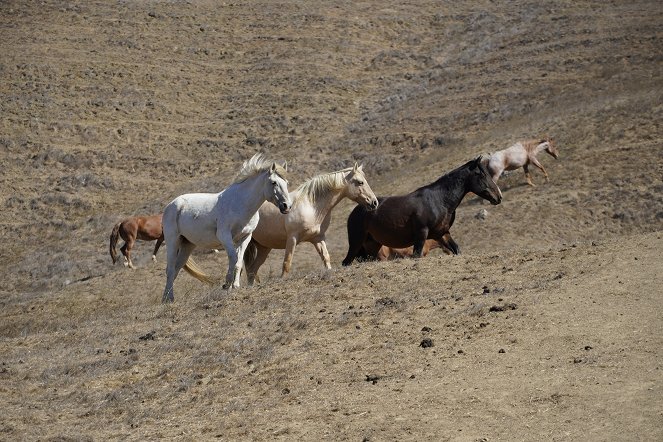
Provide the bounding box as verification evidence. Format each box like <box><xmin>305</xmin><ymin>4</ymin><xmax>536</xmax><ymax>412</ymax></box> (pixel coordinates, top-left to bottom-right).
<box><xmin>544</xmin><ymin>138</ymin><xmax>559</xmax><ymax>159</ymax></box>
<box><xmin>266</xmin><ymin>162</ymin><xmax>292</xmax><ymax>214</ymax></box>
<box><xmin>469</xmin><ymin>155</ymin><xmax>502</xmax><ymax>205</ymax></box>
<box><xmin>344</xmin><ymin>163</ymin><xmax>379</xmax><ymax>210</ymax></box>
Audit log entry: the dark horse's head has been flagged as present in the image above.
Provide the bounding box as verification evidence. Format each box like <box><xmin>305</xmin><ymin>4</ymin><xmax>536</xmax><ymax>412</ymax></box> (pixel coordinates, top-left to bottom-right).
<box><xmin>468</xmin><ymin>155</ymin><xmax>502</xmax><ymax>205</ymax></box>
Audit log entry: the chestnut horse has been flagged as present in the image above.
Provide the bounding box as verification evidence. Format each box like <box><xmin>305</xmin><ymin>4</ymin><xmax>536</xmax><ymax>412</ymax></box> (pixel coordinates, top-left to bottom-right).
<box><xmin>484</xmin><ymin>138</ymin><xmax>559</xmax><ymax>186</ymax></box>
<box><xmin>377</xmin><ymin>235</ymin><xmax>456</xmax><ymax>261</ymax></box>
<box><xmin>342</xmin><ymin>156</ymin><xmax>501</xmax><ymax>266</ymax></box>
<box><xmin>109</xmin><ymin>214</ymin><xmax>164</xmax><ymax>269</ymax></box>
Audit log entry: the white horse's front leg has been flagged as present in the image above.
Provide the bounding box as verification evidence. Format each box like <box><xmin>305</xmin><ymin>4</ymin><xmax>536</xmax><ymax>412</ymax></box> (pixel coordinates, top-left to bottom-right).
<box><xmin>232</xmin><ymin>234</ymin><xmax>253</xmax><ymax>288</ymax></box>
<box><xmin>219</xmin><ymin>234</ymin><xmax>239</xmax><ymax>290</ymax></box>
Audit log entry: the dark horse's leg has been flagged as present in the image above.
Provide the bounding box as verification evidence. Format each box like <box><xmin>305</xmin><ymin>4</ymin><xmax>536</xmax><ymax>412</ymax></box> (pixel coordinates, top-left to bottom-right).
<box><xmin>412</xmin><ymin>227</ymin><xmax>429</xmax><ymax>258</ymax></box>
<box><xmin>342</xmin><ymin>205</ymin><xmax>369</xmax><ymax>266</ymax></box>
<box><xmin>441</xmin><ymin>233</ymin><xmax>460</xmax><ymax>255</ymax></box>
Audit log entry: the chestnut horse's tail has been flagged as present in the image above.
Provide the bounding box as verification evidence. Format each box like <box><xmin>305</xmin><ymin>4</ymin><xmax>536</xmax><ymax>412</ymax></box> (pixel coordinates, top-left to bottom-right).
<box><xmin>109</xmin><ymin>221</ymin><xmax>122</xmax><ymax>264</ymax></box>
<box><xmin>183</xmin><ymin>257</ymin><xmax>216</xmax><ymax>285</ymax></box>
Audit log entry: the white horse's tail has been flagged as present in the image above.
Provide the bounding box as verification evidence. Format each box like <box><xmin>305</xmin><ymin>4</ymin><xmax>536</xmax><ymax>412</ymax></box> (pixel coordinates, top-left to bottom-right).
<box><xmin>183</xmin><ymin>257</ymin><xmax>216</xmax><ymax>285</ymax></box>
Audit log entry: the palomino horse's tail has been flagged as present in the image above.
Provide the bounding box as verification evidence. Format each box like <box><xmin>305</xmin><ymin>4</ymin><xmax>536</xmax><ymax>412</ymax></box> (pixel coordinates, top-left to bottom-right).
<box><xmin>243</xmin><ymin>238</ymin><xmax>261</xmax><ymax>284</ymax></box>
<box><xmin>109</xmin><ymin>222</ymin><xmax>121</xmax><ymax>264</ymax></box>
<box><xmin>183</xmin><ymin>257</ymin><xmax>216</xmax><ymax>285</ymax></box>
<box><xmin>243</xmin><ymin>239</ymin><xmax>258</xmax><ymax>271</ymax></box>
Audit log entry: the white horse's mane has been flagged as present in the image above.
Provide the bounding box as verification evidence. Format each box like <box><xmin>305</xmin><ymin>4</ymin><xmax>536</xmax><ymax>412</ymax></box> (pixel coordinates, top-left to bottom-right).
<box><xmin>296</xmin><ymin>167</ymin><xmax>356</xmax><ymax>203</ymax></box>
<box><xmin>233</xmin><ymin>153</ymin><xmax>287</xmax><ymax>184</ymax></box>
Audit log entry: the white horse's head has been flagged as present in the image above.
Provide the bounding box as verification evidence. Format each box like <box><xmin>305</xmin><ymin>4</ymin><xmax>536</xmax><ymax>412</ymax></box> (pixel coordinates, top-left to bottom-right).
<box><xmin>266</xmin><ymin>162</ymin><xmax>292</xmax><ymax>214</ymax></box>
<box><xmin>344</xmin><ymin>163</ymin><xmax>379</xmax><ymax>210</ymax></box>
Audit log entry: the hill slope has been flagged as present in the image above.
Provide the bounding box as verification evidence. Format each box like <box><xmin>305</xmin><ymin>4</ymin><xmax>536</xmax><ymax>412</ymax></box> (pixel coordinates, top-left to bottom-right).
<box><xmin>0</xmin><ymin>0</ymin><xmax>661</xmax><ymax>439</ymax></box>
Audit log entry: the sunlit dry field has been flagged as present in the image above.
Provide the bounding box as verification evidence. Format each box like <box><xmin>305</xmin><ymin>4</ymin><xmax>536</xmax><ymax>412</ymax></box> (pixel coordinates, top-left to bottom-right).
<box><xmin>1</xmin><ymin>0</ymin><xmax>661</xmax><ymax>440</ymax></box>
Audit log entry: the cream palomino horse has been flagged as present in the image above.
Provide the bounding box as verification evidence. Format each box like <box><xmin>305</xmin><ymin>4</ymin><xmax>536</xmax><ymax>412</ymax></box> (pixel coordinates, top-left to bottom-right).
<box><xmin>484</xmin><ymin>138</ymin><xmax>559</xmax><ymax>186</ymax></box>
<box><xmin>244</xmin><ymin>164</ymin><xmax>378</xmax><ymax>284</ymax></box>
<box><xmin>161</xmin><ymin>153</ymin><xmax>291</xmax><ymax>302</ymax></box>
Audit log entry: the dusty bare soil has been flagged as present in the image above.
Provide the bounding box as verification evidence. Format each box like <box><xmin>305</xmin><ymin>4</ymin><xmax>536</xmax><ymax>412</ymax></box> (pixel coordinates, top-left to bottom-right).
<box><xmin>1</xmin><ymin>0</ymin><xmax>661</xmax><ymax>440</ymax></box>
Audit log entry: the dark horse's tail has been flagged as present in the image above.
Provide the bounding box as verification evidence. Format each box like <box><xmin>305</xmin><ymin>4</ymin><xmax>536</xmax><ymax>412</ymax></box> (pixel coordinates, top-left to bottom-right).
<box><xmin>109</xmin><ymin>221</ymin><xmax>121</xmax><ymax>264</ymax></box>
<box><xmin>342</xmin><ymin>204</ymin><xmax>370</xmax><ymax>266</ymax></box>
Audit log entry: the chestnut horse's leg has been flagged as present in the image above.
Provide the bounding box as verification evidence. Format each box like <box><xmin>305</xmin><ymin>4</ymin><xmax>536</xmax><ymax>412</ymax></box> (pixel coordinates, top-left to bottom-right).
<box><xmin>152</xmin><ymin>236</ymin><xmax>164</xmax><ymax>262</ymax></box>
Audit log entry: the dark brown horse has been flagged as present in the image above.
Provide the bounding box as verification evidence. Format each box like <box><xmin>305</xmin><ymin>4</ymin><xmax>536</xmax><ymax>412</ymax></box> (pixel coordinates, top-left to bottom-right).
<box><xmin>109</xmin><ymin>214</ymin><xmax>164</xmax><ymax>269</ymax></box>
<box><xmin>342</xmin><ymin>156</ymin><xmax>501</xmax><ymax>266</ymax></box>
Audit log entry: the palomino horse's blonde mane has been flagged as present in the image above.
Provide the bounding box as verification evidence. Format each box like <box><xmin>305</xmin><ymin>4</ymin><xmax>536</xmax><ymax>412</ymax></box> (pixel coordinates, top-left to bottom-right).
<box><xmin>295</xmin><ymin>167</ymin><xmax>357</xmax><ymax>204</ymax></box>
<box><xmin>233</xmin><ymin>153</ymin><xmax>287</xmax><ymax>184</ymax></box>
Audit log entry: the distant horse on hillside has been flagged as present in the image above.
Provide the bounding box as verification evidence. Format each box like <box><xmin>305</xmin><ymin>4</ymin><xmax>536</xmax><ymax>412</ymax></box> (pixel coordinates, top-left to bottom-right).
<box><xmin>342</xmin><ymin>156</ymin><xmax>501</xmax><ymax>266</ymax></box>
<box><xmin>109</xmin><ymin>214</ymin><xmax>164</xmax><ymax>269</ymax></box>
<box><xmin>243</xmin><ymin>164</ymin><xmax>378</xmax><ymax>284</ymax></box>
<box><xmin>161</xmin><ymin>153</ymin><xmax>292</xmax><ymax>302</ymax></box>
<box><xmin>483</xmin><ymin>138</ymin><xmax>559</xmax><ymax>186</ymax></box>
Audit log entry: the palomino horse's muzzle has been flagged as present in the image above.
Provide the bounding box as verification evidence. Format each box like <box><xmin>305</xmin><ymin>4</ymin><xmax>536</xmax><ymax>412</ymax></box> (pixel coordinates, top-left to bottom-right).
<box><xmin>366</xmin><ymin>198</ymin><xmax>379</xmax><ymax>211</ymax></box>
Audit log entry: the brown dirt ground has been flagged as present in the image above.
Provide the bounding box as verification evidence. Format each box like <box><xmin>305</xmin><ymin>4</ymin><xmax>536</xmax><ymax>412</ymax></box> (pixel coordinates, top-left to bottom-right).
<box><xmin>1</xmin><ymin>0</ymin><xmax>662</xmax><ymax>440</ymax></box>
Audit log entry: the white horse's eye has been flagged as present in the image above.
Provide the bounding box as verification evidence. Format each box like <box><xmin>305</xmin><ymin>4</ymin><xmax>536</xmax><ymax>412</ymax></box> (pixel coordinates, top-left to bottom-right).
<box><xmin>356</xmin><ymin>181</ymin><xmax>364</xmax><ymax>186</ymax></box>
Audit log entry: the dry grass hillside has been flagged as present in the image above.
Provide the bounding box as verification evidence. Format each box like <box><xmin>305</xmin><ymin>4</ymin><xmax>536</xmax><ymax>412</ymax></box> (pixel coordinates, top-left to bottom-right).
<box><xmin>1</xmin><ymin>0</ymin><xmax>661</xmax><ymax>440</ymax></box>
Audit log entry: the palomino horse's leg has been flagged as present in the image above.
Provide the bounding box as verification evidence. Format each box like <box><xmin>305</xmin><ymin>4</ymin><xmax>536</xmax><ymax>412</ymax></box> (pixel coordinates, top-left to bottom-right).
<box><xmin>162</xmin><ymin>237</ymin><xmax>196</xmax><ymax>303</ymax></box>
<box><xmin>530</xmin><ymin>156</ymin><xmax>549</xmax><ymax>181</ymax></box>
<box><xmin>152</xmin><ymin>237</ymin><xmax>164</xmax><ymax>263</ymax></box>
<box><xmin>246</xmin><ymin>242</ymin><xmax>271</xmax><ymax>286</ymax></box>
<box><xmin>313</xmin><ymin>240</ymin><xmax>332</xmax><ymax>269</ymax></box>
<box><xmin>282</xmin><ymin>236</ymin><xmax>298</xmax><ymax>276</ymax></box>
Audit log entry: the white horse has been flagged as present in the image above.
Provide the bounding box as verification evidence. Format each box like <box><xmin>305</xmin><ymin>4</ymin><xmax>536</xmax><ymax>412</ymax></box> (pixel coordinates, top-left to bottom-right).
<box><xmin>243</xmin><ymin>164</ymin><xmax>378</xmax><ymax>284</ymax></box>
<box><xmin>483</xmin><ymin>138</ymin><xmax>559</xmax><ymax>186</ymax></box>
<box><xmin>162</xmin><ymin>153</ymin><xmax>291</xmax><ymax>302</ymax></box>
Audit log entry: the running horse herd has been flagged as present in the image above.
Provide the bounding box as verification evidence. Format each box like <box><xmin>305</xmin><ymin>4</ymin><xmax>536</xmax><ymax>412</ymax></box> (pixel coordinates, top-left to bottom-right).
<box><xmin>108</xmin><ymin>139</ymin><xmax>559</xmax><ymax>303</ymax></box>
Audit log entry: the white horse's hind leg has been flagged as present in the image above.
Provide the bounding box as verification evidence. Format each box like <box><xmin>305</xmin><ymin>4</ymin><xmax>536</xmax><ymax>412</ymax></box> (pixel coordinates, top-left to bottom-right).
<box><xmin>162</xmin><ymin>237</ymin><xmax>196</xmax><ymax>303</ymax></box>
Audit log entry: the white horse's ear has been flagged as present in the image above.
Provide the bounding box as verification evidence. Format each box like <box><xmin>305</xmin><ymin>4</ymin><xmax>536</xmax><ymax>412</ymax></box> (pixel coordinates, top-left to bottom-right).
<box><xmin>282</xmin><ymin>161</ymin><xmax>288</xmax><ymax>172</ymax></box>
<box><xmin>270</xmin><ymin>162</ymin><xmax>277</xmax><ymax>173</ymax></box>
<box><xmin>353</xmin><ymin>162</ymin><xmax>359</xmax><ymax>172</ymax></box>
